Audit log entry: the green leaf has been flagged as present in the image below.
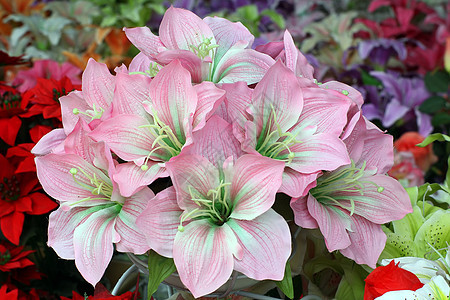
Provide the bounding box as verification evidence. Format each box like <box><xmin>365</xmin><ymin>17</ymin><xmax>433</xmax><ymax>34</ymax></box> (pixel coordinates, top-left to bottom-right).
<box><xmin>405</xmin><ymin>186</ymin><xmax>418</xmax><ymax>206</ymax></box>
<box><xmin>100</xmin><ymin>15</ymin><xmax>117</xmax><ymax>27</ymax></box>
<box><xmin>416</xmin><ymin>133</ymin><xmax>450</xmax><ymax>147</ymax></box>
<box><xmin>236</xmin><ymin>5</ymin><xmax>259</xmax><ymax>22</ymax></box>
<box><xmin>414</xmin><ymin>209</ymin><xmax>450</xmax><ymax>259</ymax></box>
<box><xmin>424</xmin><ymin>71</ymin><xmax>450</xmax><ymax>93</ymax></box>
<box><xmin>275</xmin><ymin>262</ymin><xmax>294</xmax><ymax>299</ymax></box>
<box><xmin>260</xmin><ymin>9</ymin><xmax>285</xmax><ymax>29</ymax></box>
<box><xmin>419</xmin><ymin>96</ymin><xmax>446</xmax><ymax>114</ymax></box>
<box><xmin>392</xmin><ymin>206</ymin><xmax>425</xmax><ymax>241</ymax></box>
<box><xmin>361</xmin><ymin>70</ymin><xmax>382</xmax><ymax>86</ymax></box>
<box><xmin>335</xmin><ymin>264</ymin><xmax>366</xmax><ymax>300</ymax></box>
<box><xmin>147</xmin><ymin>250</ymin><xmax>177</xmax><ymax>298</ymax></box>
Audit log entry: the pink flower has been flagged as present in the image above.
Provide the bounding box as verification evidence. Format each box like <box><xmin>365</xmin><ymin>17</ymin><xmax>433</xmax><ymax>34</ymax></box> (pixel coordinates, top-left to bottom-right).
<box><xmin>136</xmin><ymin>154</ymin><xmax>290</xmax><ymax>298</ymax></box>
<box><xmin>124</xmin><ymin>7</ymin><xmax>275</xmax><ymax>84</ymax></box>
<box><xmin>225</xmin><ymin>60</ymin><xmax>351</xmax><ymax>198</ymax></box>
<box><xmin>90</xmin><ymin>60</ymin><xmax>225</xmax><ymax>196</ymax></box>
<box><xmin>35</xmin><ymin>120</ymin><xmax>153</xmax><ymax>286</ymax></box>
<box><xmin>291</xmin><ymin>116</ymin><xmax>412</xmax><ymax>267</ymax></box>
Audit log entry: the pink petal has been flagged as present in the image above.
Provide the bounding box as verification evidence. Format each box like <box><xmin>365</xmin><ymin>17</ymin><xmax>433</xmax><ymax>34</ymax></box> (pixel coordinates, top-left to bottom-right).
<box><xmin>219</xmin><ymin>82</ymin><xmax>253</xmax><ymax>129</ymax></box>
<box><xmin>228</xmin><ymin>209</ymin><xmax>291</xmax><ymax>281</ymax></box>
<box><xmin>35</xmin><ymin>153</ymin><xmax>111</xmax><ymax>204</ymax></box>
<box><xmin>128</xmin><ymin>52</ymin><xmax>155</xmax><ymax>73</ymax></box>
<box><xmin>47</xmin><ymin>207</ymin><xmax>95</xmax><ymax>259</ymax></box>
<box><xmin>165</xmin><ymin>155</ymin><xmax>219</xmax><ymax>211</ymax></box>
<box><xmin>283</xmin><ymin>30</ymin><xmax>314</xmax><ymax>80</ymax></box>
<box><xmin>186</xmin><ymin>115</ymin><xmax>243</xmax><ymax>167</ymax></box>
<box><xmin>160</xmin><ymin>7</ymin><xmax>214</xmax><ymax>51</ymax></box>
<box><xmin>32</xmin><ymin>128</ymin><xmax>66</xmax><ymax>156</ymax></box>
<box><xmin>60</xmin><ymin>90</ymin><xmax>91</xmax><ymax>135</ymax></box>
<box><xmin>295</xmin><ymin>87</ymin><xmax>351</xmax><ymax>136</ymax></box>
<box><xmin>321</xmin><ymin>81</ymin><xmax>364</xmax><ymax>109</ymax></box>
<box><xmin>336</xmin><ymin>174</ymin><xmax>412</xmax><ymax>224</ymax></box>
<box><xmin>90</xmin><ymin>115</ymin><xmax>158</xmax><ymax>162</ymax></box>
<box><xmin>136</xmin><ymin>186</ymin><xmax>182</xmax><ymax>258</ymax></box>
<box><xmin>113</xmin><ymin>161</ymin><xmax>167</xmax><ymax>197</ymax></box>
<box><xmin>250</xmin><ymin>60</ymin><xmax>303</xmax><ymax>137</ymax></box>
<box><xmin>112</xmin><ymin>72</ymin><xmax>152</xmax><ymax>118</ymax></box>
<box><xmin>339</xmin><ymin>215</ymin><xmax>386</xmax><ymax>268</ymax></box>
<box><xmin>212</xmin><ymin>45</ymin><xmax>275</xmax><ymax>84</ymax></box>
<box><xmin>82</xmin><ymin>58</ymin><xmax>114</xmax><ymax>109</ymax></box>
<box><xmin>204</xmin><ymin>16</ymin><xmax>254</xmax><ymax>63</ymax></box>
<box><xmin>255</xmin><ymin>41</ymin><xmax>284</xmax><ymax>59</ymax></box>
<box><xmin>279</xmin><ymin>168</ymin><xmax>319</xmax><ymax>198</ymax></box>
<box><xmin>290</xmin><ymin>196</ymin><xmax>319</xmax><ymax>228</ymax></box>
<box><xmin>73</xmin><ymin>206</ymin><xmax>118</xmax><ymax>286</ymax></box>
<box><xmin>192</xmin><ymin>81</ymin><xmax>225</xmax><ymax>131</ymax></box>
<box><xmin>359</xmin><ymin>127</ymin><xmax>394</xmax><ymax>174</ymax></box>
<box><xmin>149</xmin><ymin>60</ymin><xmax>198</xmax><ymax>144</ymax></box>
<box><xmin>230</xmin><ymin>155</ymin><xmax>285</xmax><ymax>220</ymax></box>
<box><xmin>115</xmin><ymin>187</ymin><xmax>154</xmax><ymax>254</ymax></box>
<box><xmin>155</xmin><ymin>49</ymin><xmax>203</xmax><ymax>82</ymax></box>
<box><xmin>123</xmin><ymin>27</ymin><xmax>165</xmax><ymax>58</ymax></box>
<box><xmin>289</xmin><ymin>132</ymin><xmax>351</xmax><ymax>173</ymax></box>
<box><xmin>307</xmin><ymin>194</ymin><xmax>352</xmax><ymax>252</ymax></box>
<box><xmin>173</xmin><ymin>219</ymin><xmax>238</xmax><ymax>298</ymax></box>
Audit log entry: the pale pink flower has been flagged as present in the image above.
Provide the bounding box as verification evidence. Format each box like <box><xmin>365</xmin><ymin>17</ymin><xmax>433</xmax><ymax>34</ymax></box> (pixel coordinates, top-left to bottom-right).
<box><xmin>225</xmin><ymin>60</ymin><xmax>351</xmax><ymax>198</ymax></box>
<box><xmin>35</xmin><ymin>120</ymin><xmax>153</xmax><ymax>286</ymax></box>
<box><xmin>124</xmin><ymin>7</ymin><xmax>275</xmax><ymax>84</ymax></box>
<box><xmin>90</xmin><ymin>60</ymin><xmax>225</xmax><ymax>196</ymax></box>
<box><xmin>137</xmin><ymin>153</ymin><xmax>290</xmax><ymax>298</ymax></box>
<box><xmin>291</xmin><ymin>116</ymin><xmax>412</xmax><ymax>267</ymax></box>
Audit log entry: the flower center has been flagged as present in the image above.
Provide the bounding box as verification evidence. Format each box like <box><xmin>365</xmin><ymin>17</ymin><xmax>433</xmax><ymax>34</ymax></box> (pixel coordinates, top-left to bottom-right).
<box><xmin>139</xmin><ymin>108</ymin><xmax>184</xmax><ymax>170</ymax></box>
<box><xmin>189</xmin><ymin>37</ymin><xmax>219</xmax><ymax>61</ymax></box>
<box><xmin>0</xmin><ymin>250</ymin><xmax>11</xmax><ymax>265</ymax></box>
<box><xmin>309</xmin><ymin>161</ymin><xmax>384</xmax><ymax>216</ymax></box>
<box><xmin>178</xmin><ymin>181</ymin><xmax>232</xmax><ymax>231</ymax></box>
<box><xmin>68</xmin><ymin>167</ymin><xmax>114</xmax><ymax>206</ymax></box>
<box><xmin>52</xmin><ymin>87</ymin><xmax>67</xmax><ymax>102</ymax></box>
<box><xmin>0</xmin><ymin>91</ymin><xmax>21</xmax><ymax>112</ymax></box>
<box><xmin>0</xmin><ymin>175</ymin><xmax>21</xmax><ymax>202</ymax></box>
<box><xmin>255</xmin><ymin>105</ymin><xmax>299</xmax><ymax>165</ymax></box>
<box><xmin>73</xmin><ymin>103</ymin><xmax>105</xmax><ymax>121</ymax></box>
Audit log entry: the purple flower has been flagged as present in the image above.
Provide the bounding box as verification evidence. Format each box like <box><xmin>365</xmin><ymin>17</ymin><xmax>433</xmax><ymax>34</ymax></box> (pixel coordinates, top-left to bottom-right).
<box><xmin>358</xmin><ymin>38</ymin><xmax>407</xmax><ymax>65</ymax></box>
<box><xmin>361</xmin><ymin>71</ymin><xmax>432</xmax><ymax>136</ymax></box>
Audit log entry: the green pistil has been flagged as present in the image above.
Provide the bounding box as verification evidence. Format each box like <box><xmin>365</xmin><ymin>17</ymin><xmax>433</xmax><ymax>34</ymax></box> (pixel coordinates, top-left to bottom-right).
<box><xmin>73</xmin><ymin>103</ymin><xmax>104</xmax><ymax>120</ymax></box>
<box><xmin>178</xmin><ymin>181</ymin><xmax>232</xmax><ymax>231</ymax></box>
<box><xmin>139</xmin><ymin>109</ymin><xmax>184</xmax><ymax>170</ymax></box>
<box><xmin>69</xmin><ymin>167</ymin><xmax>114</xmax><ymax>206</ymax></box>
<box><xmin>0</xmin><ymin>251</ymin><xmax>11</xmax><ymax>265</ymax></box>
<box><xmin>0</xmin><ymin>93</ymin><xmax>21</xmax><ymax>111</ymax></box>
<box><xmin>189</xmin><ymin>37</ymin><xmax>219</xmax><ymax>61</ymax></box>
<box><xmin>255</xmin><ymin>104</ymin><xmax>299</xmax><ymax>165</ymax></box>
<box><xmin>0</xmin><ymin>175</ymin><xmax>21</xmax><ymax>202</ymax></box>
<box><xmin>310</xmin><ymin>161</ymin><xmax>384</xmax><ymax>216</ymax></box>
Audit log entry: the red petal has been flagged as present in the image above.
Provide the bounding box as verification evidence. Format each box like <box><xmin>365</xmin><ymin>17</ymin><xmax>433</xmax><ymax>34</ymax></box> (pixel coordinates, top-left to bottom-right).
<box><xmin>28</xmin><ymin>192</ymin><xmax>58</xmax><ymax>215</ymax></box>
<box><xmin>1</xmin><ymin>212</ymin><xmax>25</xmax><ymax>245</ymax></box>
<box><xmin>0</xmin><ymin>116</ymin><xmax>21</xmax><ymax>146</ymax></box>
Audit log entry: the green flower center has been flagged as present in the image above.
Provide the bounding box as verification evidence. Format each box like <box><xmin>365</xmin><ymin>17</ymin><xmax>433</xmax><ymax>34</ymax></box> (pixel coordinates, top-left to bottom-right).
<box><xmin>73</xmin><ymin>103</ymin><xmax>105</xmax><ymax>121</ymax></box>
<box><xmin>178</xmin><ymin>181</ymin><xmax>232</xmax><ymax>231</ymax></box>
<box><xmin>310</xmin><ymin>161</ymin><xmax>384</xmax><ymax>216</ymax></box>
<box><xmin>189</xmin><ymin>37</ymin><xmax>219</xmax><ymax>61</ymax></box>
<box><xmin>255</xmin><ymin>104</ymin><xmax>299</xmax><ymax>165</ymax></box>
<box><xmin>0</xmin><ymin>175</ymin><xmax>21</xmax><ymax>202</ymax></box>
<box><xmin>0</xmin><ymin>251</ymin><xmax>11</xmax><ymax>265</ymax></box>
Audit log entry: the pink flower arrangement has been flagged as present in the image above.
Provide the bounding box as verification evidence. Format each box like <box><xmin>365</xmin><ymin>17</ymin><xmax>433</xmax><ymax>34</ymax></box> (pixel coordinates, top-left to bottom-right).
<box><xmin>33</xmin><ymin>7</ymin><xmax>413</xmax><ymax>298</ymax></box>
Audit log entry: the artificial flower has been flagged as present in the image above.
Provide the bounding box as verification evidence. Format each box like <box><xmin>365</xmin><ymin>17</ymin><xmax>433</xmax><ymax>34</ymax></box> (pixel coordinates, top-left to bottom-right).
<box><xmin>61</xmin><ymin>282</ymin><xmax>138</xmax><ymax>300</ymax></box>
<box><xmin>35</xmin><ymin>120</ymin><xmax>153</xmax><ymax>286</ymax></box>
<box><xmin>358</xmin><ymin>38</ymin><xmax>406</xmax><ymax>65</ymax></box>
<box><xmin>0</xmin><ymin>153</ymin><xmax>57</xmax><ymax>244</ymax></box>
<box><xmin>226</xmin><ymin>60</ymin><xmax>351</xmax><ymax>197</ymax></box>
<box><xmin>124</xmin><ymin>6</ymin><xmax>275</xmax><ymax>84</ymax></box>
<box><xmin>13</xmin><ymin>59</ymin><xmax>81</xmax><ymax>93</ymax></box>
<box><xmin>291</xmin><ymin>116</ymin><xmax>412</xmax><ymax>267</ymax></box>
<box><xmin>137</xmin><ymin>154</ymin><xmax>290</xmax><ymax>298</ymax></box>
<box><xmin>20</xmin><ymin>76</ymin><xmax>81</xmax><ymax>121</ymax></box>
<box><xmin>0</xmin><ymin>240</ymin><xmax>34</xmax><ymax>272</ymax></box>
<box><xmin>388</xmin><ymin>151</ymin><xmax>424</xmax><ymax>187</ymax></box>
<box><xmin>0</xmin><ymin>82</ymin><xmax>22</xmax><ymax>146</ymax></box>
<box><xmin>375</xmin><ymin>275</ymin><xmax>449</xmax><ymax>300</ymax></box>
<box><xmin>361</xmin><ymin>71</ymin><xmax>432</xmax><ymax>136</ymax></box>
<box><xmin>364</xmin><ymin>260</ymin><xmax>424</xmax><ymax>300</ymax></box>
<box><xmin>394</xmin><ymin>132</ymin><xmax>438</xmax><ymax>172</ymax></box>
<box><xmin>90</xmin><ymin>60</ymin><xmax>225</xmax><ymax>196</ymax></box>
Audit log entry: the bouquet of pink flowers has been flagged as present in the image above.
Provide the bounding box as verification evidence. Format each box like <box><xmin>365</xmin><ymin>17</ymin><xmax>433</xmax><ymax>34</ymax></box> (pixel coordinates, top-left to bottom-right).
<box><xmin>33</xmin><ymin>7</ymin><xmax>413</xmax><ymax>299</ymax></box>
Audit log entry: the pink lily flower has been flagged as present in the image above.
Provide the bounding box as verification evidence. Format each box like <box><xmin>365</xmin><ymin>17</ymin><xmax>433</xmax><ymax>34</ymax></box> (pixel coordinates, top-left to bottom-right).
<box><xmin>90</xmin><ymin>60</ymin><xmax>225</xmax><ymax>196</ymax></box>
<box><xmin>124</xmin><ymin>6</ymin><xmax>275</xmax><ymax>84</ymax></box>
<box><xmin>226</xmin><ymin>60</ymin><xmax>351</xmax><ymax>198</ymax></box>
<box><xmin>35</xmin><ymin>120</ymin><xmax>153</xmax><ymax>286</ymax></box>
<box><xmin>136</xmin><ymin>153</ymin><xmax>290</xmax><ymax>298</ymax></box>
<box><xmin>290</xmin><ymin>116</ymin><xmax>412</xmax><ymax>267</ymax></box>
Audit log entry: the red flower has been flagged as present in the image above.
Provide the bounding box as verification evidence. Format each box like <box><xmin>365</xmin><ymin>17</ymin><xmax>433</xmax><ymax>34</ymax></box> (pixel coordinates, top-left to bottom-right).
<box><xmin>0</xmin><ymin>154</ymin><xmax>58</xmax><ymax>245</ymax></box>
<box><xmin>60</xmin><ymin>283</ymin><xmax>139</xmax><ymax>300</ymax></box>
<box><xmin>0</xmin><ymin>284</ymin><xmax>19</xmax><ymax>299</ymax></box>
<box><xmin>0</xmin><ymin>51</ymin><xmax>26</xmax><ymax>67</ymax></box>
<box><xmin>394</xmin><ymin>132</ymin><xmax>438</xmax><ymax>172</ymax></box>
<box><xmin>0</xmin><ymin>241</ymin><xmax>34</xmax><ymax>272</ymax></box>
<box><xmin>20</xmin><ymin>76</ymin><xmax>81</xmax><ymax>121</ymax></box>
<box><xmin>0</xmin><ymin>82</ymin><xmax>23</xmax><ymax>146</ymax></box>
<box><xmin>364</xmin><ymin>260</ymin><xmax>424</xmax><ymax>300</ymax></box>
